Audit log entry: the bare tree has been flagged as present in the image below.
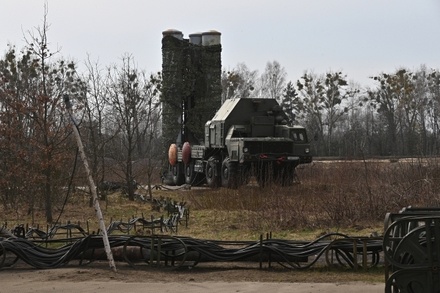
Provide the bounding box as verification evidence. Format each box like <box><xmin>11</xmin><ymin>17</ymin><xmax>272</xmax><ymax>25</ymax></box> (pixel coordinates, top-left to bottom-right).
<box><xmin>0</xmin><ymin>7</ymin><xmax>84</xmax><ymax>222</ymax></box>
<box><xmin>296</xmin><ymin>71</ymin><xmax>354</xmax><ymax>156</ymax></box>
<box><xmin>105</xmin><ymin>55</ymin><xmax>161</xmax><ymax>201</ymax></box>
<box><xmin>79</xmin><ymin>56</ymin><xmax>117</xmax><ymax>203</ymax></box>
<box><xmin>259</xmin><ymin>60</ymin><xmax>287</xmax><ymax>102</ymax></box>
<box><xmin>221</xmin><ymin>63</ymin><xmax>258</xmax><ymax>101</ymax></box>
<box><xmin>427</xmin><ymin>68</ymin><xmax>440</xmax><ymax>153</ymax></box>
<box><xmin>139</xmin><ymin>72</ymin><xmax>162</xmax><ymax>199</ymax></box>
<box><xmin>368</xmin><ymin>69</ymin><xmax>415</xmax><ymax>156</ymax></box>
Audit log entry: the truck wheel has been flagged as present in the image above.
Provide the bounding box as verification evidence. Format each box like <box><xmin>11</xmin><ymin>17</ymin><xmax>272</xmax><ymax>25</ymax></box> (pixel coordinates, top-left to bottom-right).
<box><xmin>221</xmin><ymin>157</ymin><xmax>238</xmax><ymax>188</ymax></box>
<box><xmin>172</xmin><ymin>162</ymin><xmax>185</xmax><ymax>186</ymax></box>
<box><xmin>184</xmin><ymin>163</ymin><xmax>194</xmax><ymax>185</ymax></box>
<box><xmin>275</xmin><ymin>164</ymin><xmax>297</xmax><ymax>186</ymax></box>
<box><xmin>205</xmin><ymin>157</ymin><xmax>220</xmax><ymax>188</ymax></box>
<box><xmin>256</xmin><ymin>163</ymin><xmax>274</xmax><ymax>188</ymax></box>
<box><xmin>256</xmin><ymin>167</ymin><xmax>267</xmax><ymax>187</ymax></box>
<box><xmin>185</xmin><ymin>162</ymin><xmax>206</xmax><ymax>186</ymax></box>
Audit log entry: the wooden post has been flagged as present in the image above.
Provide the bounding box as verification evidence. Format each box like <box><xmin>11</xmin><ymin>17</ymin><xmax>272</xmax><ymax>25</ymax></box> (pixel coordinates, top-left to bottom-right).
<box><xmin>64</xmin><ymin>95</ymin><xmax>117</xmax><ymax>272</ymax></box>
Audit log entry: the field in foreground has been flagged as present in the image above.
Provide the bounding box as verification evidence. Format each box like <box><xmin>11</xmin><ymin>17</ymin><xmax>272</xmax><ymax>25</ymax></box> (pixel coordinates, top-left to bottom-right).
<box><xmin>3</xmin><ymin>158</ymin><xmax>440</xmax><ymax>283</ymax></box>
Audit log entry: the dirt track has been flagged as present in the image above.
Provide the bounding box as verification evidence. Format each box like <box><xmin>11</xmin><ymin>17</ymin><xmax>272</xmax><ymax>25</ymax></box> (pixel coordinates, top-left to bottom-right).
<box><xmin>3</xmin><ymin>280</ymin><xmax>384</xmax><ymax>293</ymax></box>
<box><xmin>0</xmin><ymin>263</ymin><xmax>384</xmax><ymax>293</ymax></box>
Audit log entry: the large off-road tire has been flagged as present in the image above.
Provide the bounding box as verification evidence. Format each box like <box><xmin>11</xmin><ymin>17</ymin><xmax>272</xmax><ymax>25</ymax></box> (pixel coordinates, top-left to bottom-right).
<box><xmin>221</xmin><ymin>157</ymin><xmax>238</xmax><ymax>188</ymax></box>
<box><xmin>205</xmin><ymin>156</ymin><xmax>220</xmax><ymax>188</ymax></box>
<box><xmin>184</xmin><ymin>163</ymin><xmax>194</xmax><ymax>185</ymax></box>
<box><xmin>274</xmin><ymin>164</ymin><xmax>296</xmax><ymax>186</ymax></box>
<box><xmin>256</xmin><ymin>169</ymin><xmax>266</xmax><ymax>188</ymax></box>
<box><xmin>172</xmin><ymin>162</ymin><xmax>185</xmax><ymax>186</ymax></box>
<box><xmin>255</xmin><ymin>162</ymin><xmax>275</xmax><ymax>188</ymax></box>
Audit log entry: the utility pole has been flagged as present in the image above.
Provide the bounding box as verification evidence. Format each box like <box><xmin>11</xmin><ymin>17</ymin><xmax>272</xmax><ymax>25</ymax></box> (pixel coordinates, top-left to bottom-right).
<box><xmin>64</xmin><ymin>95</ymin><xmax>117</xmax><ymax>272</ymax></box>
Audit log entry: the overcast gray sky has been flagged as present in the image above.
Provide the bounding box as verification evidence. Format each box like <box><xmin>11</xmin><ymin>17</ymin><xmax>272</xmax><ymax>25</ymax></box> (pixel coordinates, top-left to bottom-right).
<box><xmin>1</xmin><ymin>0</ymin><xmax>440</xmax><ymax>87</ymax></box>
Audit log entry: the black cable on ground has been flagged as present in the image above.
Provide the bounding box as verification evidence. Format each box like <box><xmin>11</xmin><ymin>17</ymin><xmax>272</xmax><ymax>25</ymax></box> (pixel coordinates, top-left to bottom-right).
<box><xmin>0</xmin><ymin>233</ymin><xmax>383</xmax><ymax>270</ymax></box>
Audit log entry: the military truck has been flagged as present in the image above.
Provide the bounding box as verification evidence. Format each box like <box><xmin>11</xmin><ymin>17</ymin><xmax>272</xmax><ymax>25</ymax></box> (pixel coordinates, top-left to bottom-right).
<box><xmin>167</xmin><ymin>98</ymin><xmax>312</xmax><ymax>188</ymax></box>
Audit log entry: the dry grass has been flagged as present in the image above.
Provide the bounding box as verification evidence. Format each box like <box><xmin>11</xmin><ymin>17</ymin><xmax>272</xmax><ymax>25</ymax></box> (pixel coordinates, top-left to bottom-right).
<box><xmin>4</xmin><ymin>158</ymin><xmax>440</xmax><ymax>239</ymax></box>
<box><xmin>10</xmin><ymin>159</ymin><xmax>439</xmax><ymax>282</ymax></box>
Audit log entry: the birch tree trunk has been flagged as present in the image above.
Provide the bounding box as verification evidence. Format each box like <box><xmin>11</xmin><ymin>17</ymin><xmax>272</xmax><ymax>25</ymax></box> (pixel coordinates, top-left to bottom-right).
<box><xmin>64</xmin><ymin>96</ymin><xmax>117</xmax><ymax>272</ymax></box>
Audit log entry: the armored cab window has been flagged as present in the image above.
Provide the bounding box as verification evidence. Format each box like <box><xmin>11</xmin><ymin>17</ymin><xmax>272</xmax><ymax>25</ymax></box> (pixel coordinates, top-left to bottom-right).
<box><xmin>232</xmin><ymin>130</ymin><xmax>247</xmax><ymax>138</ymax></box>
<box><xmin>291</xmin><ymin>132</ymin><xmax>298</xmax><ymax>141</ymax></box>
<box><xmin>291</xmin><ymin>130</ymin><xmax>307</xmax><ymax>142</ymax></box>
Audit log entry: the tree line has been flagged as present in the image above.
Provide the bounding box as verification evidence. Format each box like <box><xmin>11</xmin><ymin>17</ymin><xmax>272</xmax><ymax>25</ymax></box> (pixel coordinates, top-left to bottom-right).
<box><xmin>1</xmin><ymin>19</ymin><xmax>440</xmax><ymax>222</ymax></box>
<box><xmin>224</xmin><ymin>62</ymin><xmax>440</xmax><ymax>158</ymax></box>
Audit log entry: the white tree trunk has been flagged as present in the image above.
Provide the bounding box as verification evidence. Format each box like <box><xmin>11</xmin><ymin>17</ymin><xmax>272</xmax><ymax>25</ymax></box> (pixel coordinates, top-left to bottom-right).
<box><xmin>65</xmin><ymin>97</ymin><xmax>117</xmax><ymax>272</ymax></box>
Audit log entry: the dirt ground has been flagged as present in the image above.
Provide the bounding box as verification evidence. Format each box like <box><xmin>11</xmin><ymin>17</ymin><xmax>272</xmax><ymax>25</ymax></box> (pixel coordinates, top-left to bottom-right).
<box><xmin>0</xmin><ymin>261</ymin><xmax>385</xmax><ymax>293</ymax></box>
